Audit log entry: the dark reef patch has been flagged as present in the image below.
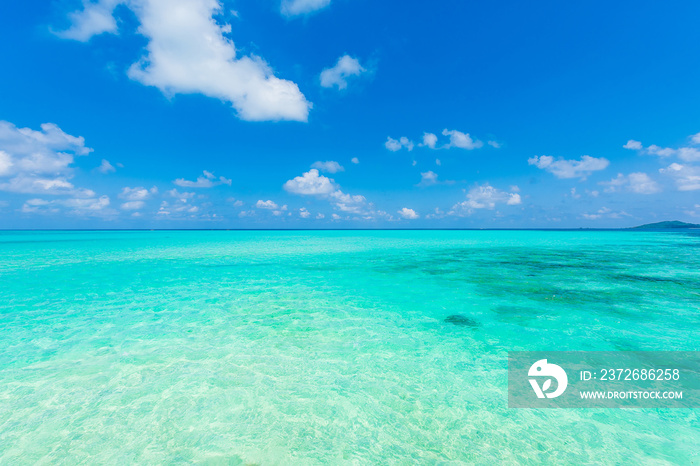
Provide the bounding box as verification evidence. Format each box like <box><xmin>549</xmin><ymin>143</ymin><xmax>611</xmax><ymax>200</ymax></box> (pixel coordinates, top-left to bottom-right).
<box><xmin>445</xmin><ymin>314</ymin><xmax>481</xmax><ymax>328</ymax></box>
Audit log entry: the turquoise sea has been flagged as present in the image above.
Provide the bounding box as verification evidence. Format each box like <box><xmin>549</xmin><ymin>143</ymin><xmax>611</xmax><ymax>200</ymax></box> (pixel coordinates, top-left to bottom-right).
<box><xmin>0</xmin><ymin>230</ymin><xmax>698</xmax><ymax>464</ymax></box>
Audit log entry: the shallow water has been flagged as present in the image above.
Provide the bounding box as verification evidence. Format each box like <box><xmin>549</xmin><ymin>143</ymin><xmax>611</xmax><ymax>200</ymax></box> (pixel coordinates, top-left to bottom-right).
<box><xmin>0</xmin><ymin>230</ymin><xmax>698</xmax><ymax>464</ymax></box>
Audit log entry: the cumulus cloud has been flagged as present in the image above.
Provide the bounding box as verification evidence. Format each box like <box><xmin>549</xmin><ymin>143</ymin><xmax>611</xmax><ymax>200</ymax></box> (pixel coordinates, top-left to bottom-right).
<box><xmin>299</xmin><ymin>207</ymin><xmax>311</xmax><ymax>218</ymax></box>
<box><xmin>351</xmin><ymin>157</ymin><xmax>359</xmax><ymax>164</ymax></box>
<box><xmin>22</xmin><ymin>196</ymin><xmax>111</xmax><ymax>214</ymax></box>
<box><xmin>227</xmin><ymin>197</ymin><xmax>244</xmax><ymax>207</ymax></box>
<box><xmin>0</xmin><ymin>120</ymin><xmax>99</xmax><ymax>197</ymax></box>
<box><xmin>627</xmin><ymin>132</ymin><xmax>700</xmax><ymax>162</ymax></box>
<box><xmin>442</xmin><ymin>129</ymin><xmax>483</xmax><ymax>150</ymax></box>
<box><xmin>118</xmin><ymin>186</ymin><xmax>157</xmax><ymax>210</ymax></box>
<box><xmin>53</xmin><ymin>0</ymin><xmax>122</xmax><ymax>41</ymax></box>
<box><xmin>57</xmin><ymin>0</ymin><xmax>311</xmax><ymax>122</ymax></box>
<box><xmin>284</xmin><ymin>169</ymin><xmax>380</xmax><ymax>219</ymax></box>
<box><xmin>328</xmin><ymin>190</ymin><xmax>366</xmax><ymax>214</ymax></box>
<box><xmin>416</xmin><ymin>170</ymin><xmax>454</xmax><ymax>187</ymax></box>
<box><xmin>174</xmin><ymin>170</ymin><xmax>232</xmax><ymax>188</ymax></box>
<box><xmin>422</xmin><ymin>132</ymin><xmax>437</xmax><ymax>149</ymax></box>
<box><xmin>281</xmin><ymin>0</ymin><xmax>331</xmax><ymax>17</ymax></box>
<box><xmin>599</xmin><ymin>173</ymin><xmax>660</xmax><ymax>194</ymax></box>
<box><xmin>450</xmin><ymin>184</ymin><xmax>521</xmax><ymax>216</ymax></box>
<box><xmin>659</xmin><ymin>163</ymin><xmax>700</xmax><ymax>191</ymax></box>
<box><xmin>320</xmin><ymin>55</ymin><xmax>367</xmax><ymax>90</ymax></box>
<box><xmin>311</xmin><ymin>160</ymin><xmax>344</xmax><ymax>173</ymax></box>
<box><xmin>645</xmin><ymin>145</ymin><xmax>676</xmax><ymax>157</ymax></box>
<box><xmin>120</xmin><ymin>200</ymin><xmax>145</xmax><ymax>210</ymax></box>
<box><xmin>96</xmin><ymin>159</ymin><xmax>116</xmax><ymax>174</ymax></box>
<box><xmin>256</xmin><ymin>199</ymin><xmax>283</xmax><ymax>210</ymax></box>
<box><xmin>623</xmin><ymin>140</ymin><xmax>643</xmax><ymax>150</ymax></box>
<box><xmin>119</xmin><ymin>186</ymin><xmax>158</xmax><ymax>201</ymax></box>
<box><xmin>385</xmin><ymin>136</ymin><xmax>414</xmax><ymax>152</ymax></box>
<box><xmin>397</xmin><ymin>207</ymin><xmax>419</xmax><ymax>219</ymax></box>
<box><xmin>0</xmin><ymin>176</ymin><xmax>95</xmax><ymax>197</ymax></box>
<box><xmin>418</xmin><ymin>171</ymin><xmax>439</xmax><ymax>187</ymax></box>
<box><xmin>168</xmin><ymin>189</ymin><xmax>196</xmax><ymax>200</ymax></box>
<box><xmin>393</xmin><ymin>129</ymin><xmax>491</xmax><ymax>151</ymax></box>
<box><xmin>582</xmin><ymin>207</ymin><xmax>631</xmax><ymax>220</ymax></box>
<box><xmin>487</xmin><ymin>140</ymin><xmax>502</xmax><ymax>149</ymax></box>
<box><xmin>283</xmin><ymin>169</ymin><xmax>336</xmax><ymax>195</ymax></box>
<box><xmin>528</xmin><ymin>155</ymin><xmax>609</xmax><ymax>179</ymax></box>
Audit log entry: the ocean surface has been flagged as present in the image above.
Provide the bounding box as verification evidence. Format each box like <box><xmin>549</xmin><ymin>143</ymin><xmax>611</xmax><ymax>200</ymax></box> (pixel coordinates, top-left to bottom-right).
<box><xmin>0</xmin><ymin>230</ymin><xmax>698</xmax><ymax>464</ymax></box>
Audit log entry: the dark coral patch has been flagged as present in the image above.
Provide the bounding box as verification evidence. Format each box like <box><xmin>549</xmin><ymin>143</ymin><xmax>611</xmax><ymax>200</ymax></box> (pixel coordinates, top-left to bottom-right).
<box><xmin>445</xmin><ymin>314</ymin><xmax>481</xmax><ymax>328</ymax></box>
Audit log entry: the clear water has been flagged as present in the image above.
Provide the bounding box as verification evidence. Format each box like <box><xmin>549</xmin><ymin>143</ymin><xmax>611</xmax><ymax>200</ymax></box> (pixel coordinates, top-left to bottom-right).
<box><xmin>0</xmin><ymin>230</ymin><xmax>698</xmax><ymax>464</ymax></box>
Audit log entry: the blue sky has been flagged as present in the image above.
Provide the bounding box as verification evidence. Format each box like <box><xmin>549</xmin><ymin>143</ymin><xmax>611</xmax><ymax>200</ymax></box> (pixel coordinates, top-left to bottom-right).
<box><xmin>1</xmin><ymin>0</ymin><xmax>699</xmax><ymax>228</ymax></box>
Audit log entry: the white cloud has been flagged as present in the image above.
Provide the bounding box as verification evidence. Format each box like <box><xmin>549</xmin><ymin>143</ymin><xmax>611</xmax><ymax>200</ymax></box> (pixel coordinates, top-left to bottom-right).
<box><xmin>398</xmin><ymin>207</ymin><xmax>419</xmax><ymax>219</ymax></box>
<box><xmin>281</xmin><ymin>0</ymin><xmax>331</xmax><ymax>17</ymax></box>
<box><xmin>646</xmin><ymin>145</ymin><xmax>676</xmax><ymax>157</ymax></box>
<box><xmin>117</xmin><ymin>186</ymin><xmax>156</xmax><ymax>211</ymax></box>
<box><xmin>299</xmin><ymin>208</ymin><xmax>311</xmax><ymax>218</ymax></box>
<box><xmin>351</xmin><ymin>157</ymin><xmax>359</xmax><ymax>164</ymax></box>
<box><xmin>316</xmin><ymin>213</ymin><xmax>325</xmax><ymax>219</ymax></box>
<box><xmin>311</xmin><ymin>160</ymin><xmax>344</xmax><ymax>173</ymax></box>
<box><xmin>425</xmin><ymin>207</ymin><xmax>445</xmax><ymax>219</ymax></box>
<box><xmin>53</xmin><ymin>0</ymin><xmax>122</xmax><ymax>41</ymax></box>
<box><xmin>168</xmin><ymin>189</ymin><xmax>196</xmax><ymax>200</ymax></box>
<box><xmin>528</xmin><ymin>155</ymin><xmax>609</xmax><ymax>179</ymax></box>
<box><xmin>227</xmin><ymin>197</ymin><xmax>244</xmax><ymax>207</ymax></box>
<box><xmin>119</xmin><ymin>186</ymin><xmax>158</xmax><ymax>201</ymax></box>
<box><xmin>487</xmin><ymin>140</ymin><xmax>502</xmax><ymax>149</ymax></box>
<box><xmin>58</xmin><ymin>0</ymin><xmax>310</xmax><ymax>122</ymax></box>
<box><xmin>626</xmin><ymin>132</ymin><xmax>700</xmax><ymax>163</ymax></box>
<box><xmin>450</xmin><ymin>184</ymin><xmax>521</xmax><ymax>216</ymax></box>
<box><xmin>422</xmin><ymin>132</ymin><xmax>437</xmax><ymax>149</ymax></box>
<box><xmin>96</xmin><ymin>159</ymin><xmax>116</xmax><ymax>174</ymax></box>
<box><xmin>284</xmin><ymin>169</ymin><xmax>379</xmax><ymax>218</ymax></box>
<box><xmin>0</xmin><ymin>151</ymin><xmax>11</xmax><ymax>176</ymax></box>
<box><xmin>283</xmin><ymin>169</ymin><xmax>337</xmax><ymax>195</ymax></box>
<box><xmin>329</xmin><ymin>189</ymin><xmax>366</xmax><ymax>214</ymax></box>
<box><xmin>442</xmin><ymin>129</ymin><xmax>483</xmax><ymax>150</ymax></box>
<box><xmin>678</xmin><ymin>147</ymin><xmax>700</xmax><ymax>162</ymax></box>
<box><xmin>623</xmin><ymin>140</ymin><xmax>643</xmax><ymax>150</ymax></box>
<box><xmin>582</xmin><ymin>207</ymin><xmax>631</xmax><ymax>220</ymax></box>
<box><xmin>600</xmin><ymin>172</ymin><xmax>660</xmax><ymax>194</ymax></box>
<box><xmin>385</xmin><ymin>136</ymin><xmax>414</xmax><ymax>152</ymax></box>
<box><xmin>385</xmin><ymin>137</ymin><xmax>401</xmax><ymax>152</ymax></box>
<box><xmin>659</xmin><ymin>163</ymin><xmax>700</xmax><ymax>191</ymax></box>
<box><xmin>418</xmin><ymin>171</ymin><xmax>439</xmax><ymax>186</ymax></box>
<box><xmin>331</xmin><ymin>213</ymin><xmax>341</xmax><ymax>220</ymax></box>
<box><xmin>0</xmin><ymin>120</ymin><xmax>99</xmax><ymax>199</ymax></box>
<box><xmin>22</xmin><ymin>196</ymin><xmax>111</xmax><ymax>214</ymax></box>
<box><xmin>120</xmin><ymin>200</ymin><xmax>145</xmax><ymax>210</ymax></box>
<box><xmin>320</xmin><ymin>55</ymin><xmax>366</xmax><ymax>90</ymax></box>
<box><xmin>256</xmin><ymin>199</ymin><xmax>280</xmax><ymax>210</ymax></box>
<box><xmin>0</xmin><ymin>176</ymin><xmax>95</xmax><ymax>197</ymax></box>
<box><xmin>627</xmin><ymin>172</ymin><xmax>661</xmax><ymax>194</ymax></box>
<box><xmin>417</xmin><ymin>170</ymin><xmax>455</xmax><ymax>187</ymax></box>
<box><xmin>174</xmin><ymin>170</ymin><xmax>231</xmax><ymax>188</ymax></box>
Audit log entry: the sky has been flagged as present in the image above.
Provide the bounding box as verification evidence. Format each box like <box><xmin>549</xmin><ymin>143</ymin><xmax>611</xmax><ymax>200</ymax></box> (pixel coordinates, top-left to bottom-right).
<box><xmin>1</xmin><ymin>0</ymin><xmax>699</xmax><ymax>229</ymax></box>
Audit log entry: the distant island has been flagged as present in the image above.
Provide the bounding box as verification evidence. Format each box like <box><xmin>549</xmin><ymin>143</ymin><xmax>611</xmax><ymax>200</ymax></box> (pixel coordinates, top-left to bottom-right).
<box><xmin>629</xmin><ymin>220</ymin><xmax>700</xmax><ymax>230</ymax></box>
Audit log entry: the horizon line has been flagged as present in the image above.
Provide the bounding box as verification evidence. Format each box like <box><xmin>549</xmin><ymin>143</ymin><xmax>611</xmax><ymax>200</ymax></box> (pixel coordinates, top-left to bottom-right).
<box><xmin>0</xmin><ymin>227</ymin><xmax>691</xmax><ymax>232</ymax></box>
